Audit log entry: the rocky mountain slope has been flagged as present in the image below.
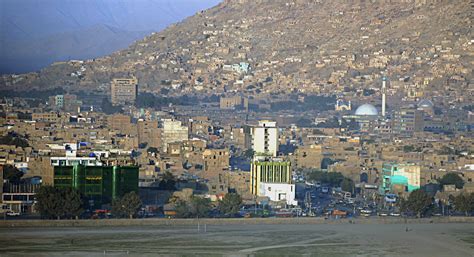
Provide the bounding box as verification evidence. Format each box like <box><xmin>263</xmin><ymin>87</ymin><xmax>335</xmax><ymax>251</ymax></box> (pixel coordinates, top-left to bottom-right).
<box><xmin>1</xmin><ymin>0</ymin><xmax>472</xmax><ymax>103</ymax></box>
<box><xmin>0</xmin><ymin>0</ymin><xmax>220</xmax><ymax>74</ymax></box>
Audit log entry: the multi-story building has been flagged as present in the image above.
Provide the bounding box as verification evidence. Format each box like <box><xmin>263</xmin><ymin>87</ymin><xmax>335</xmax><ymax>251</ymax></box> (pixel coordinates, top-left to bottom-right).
<box><xmin>380</xmin><ymin>163</ymin><xmax>421</xmax><ymax>195</ymax></box>
<box><xmin>393</xmin><ymin>107</ymin><xmax>424</xmax><ymax>135</ymax></box>
<box><xmin>110</xmin><ymin>77</ymin><xmax>138</xmax><ymax>106</ymax></box>
<box><xmin>250</xmin><ymin>156</ymin><xmax>296</xmax><ymax>205</ymax></box>
<box><xmin>251</xmin><ymin>120</ymin><xmax>279</xmax><ymax>157</ymax></box>
<box><xmin>202</xmin><ymin>148</ymin><xmax>230</xmax><ymax>179</ymax></box>
<box><xmin>161</xmin><ymin>119</ymin><xmax>188</xmax><ymax>152</ymax></box>
<box><xmin>54</xmin><ymin>164</ymin><xmax>139</xmax><ymax>208</ymax></box>
<box><xmin>220</xmin><ymin>96</ymin><xmax>248</xmax><ymax>110</ymax></box>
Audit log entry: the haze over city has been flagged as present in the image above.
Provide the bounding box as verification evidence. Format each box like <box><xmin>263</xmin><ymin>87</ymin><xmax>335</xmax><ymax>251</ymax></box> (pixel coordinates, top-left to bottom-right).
<box><xmin>0</xmin><ymin>0</ymin><xmax>473</xmax><ymax>256</ymax></box>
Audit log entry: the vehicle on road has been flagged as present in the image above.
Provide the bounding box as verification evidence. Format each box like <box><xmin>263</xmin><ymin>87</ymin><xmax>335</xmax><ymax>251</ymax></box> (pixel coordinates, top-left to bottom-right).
<box><xmin>6</xmin><ymin>211</ymin><xmax>21</xmax><ymax>216</ymax></box>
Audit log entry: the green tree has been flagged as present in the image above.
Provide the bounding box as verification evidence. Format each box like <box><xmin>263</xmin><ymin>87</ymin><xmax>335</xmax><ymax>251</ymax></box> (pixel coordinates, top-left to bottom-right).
<box><xmin>111</xmin><ymin>191</ymin><xmax>142</xmax><ymax>219</ymax></box>
<box><xmin>341</xmin><ymin>178</ymin><xmax>355</xmax><ymax>194</ymax></box>
<box><xmin>36</xmin><ymin>186</ymin><xmax>63</xmax><ymax>219</ymax></box>
<box><xmin>243</xmin><ymin>149</ymin><xmax>255</xmax><ymax>159</ymax></box>
<box><xmin>453</xmin><ymin>193</ymin><xmax>474</xmax><ymax>216</ymax></box>
<box><xmin>219</xmin><ymin>193</ymin><xmax>242</xmax><ymax>217</ymax></box>
<box><xmin>62</xmin><ymin>187</ymin><xmax>84</xmax><ymax>219</ymax></box>
<box><xmin>158</xmin><ymin>171</ymin><xmax>177</xmax><ymax>191</ymax></box>
<box><xmin>100</xmin><ymin>97</ymin><xmax>122</xmax><ymax>114</ymax></box>
<box><xmin>175</xmin><ymin>200</ymin><xmax>190</xmax><ymax>218</ymax></box>
<box><xmin>403</xmin><ymin>189</ymin><xmax>433</xmax><ymax>218</ymax></box>
<box><xmin>0</xmin><ymin>133</ymin><xmax>29</xmax><ymax>148</ymax></box>
<box><xmin>36</xmin><ymin>186</ymin><xmax>83</xmax><ymax>219</ymax></box>
<box><xmin>147</xmin><ymin>147</ymin><xmax>159</xmax><ymax>154</ymax></box>
<box><xmin>189</xmin><ymin>196</ymin><xmax>211</xmax><ymax>218</ymax></box>
<box><xmin>3</xmin><ymin>164</ymin><xmax>24</xmax><ymax>183</ymax></box>
<box><xmin>439</xmin><ymin>173</ymin><xmax>465</xmax><ymax>189</ymax></box>
<box><xmin>327</xmin><ymin>172</ymin><xmax>344</xmax><ymax>187</ymax></box>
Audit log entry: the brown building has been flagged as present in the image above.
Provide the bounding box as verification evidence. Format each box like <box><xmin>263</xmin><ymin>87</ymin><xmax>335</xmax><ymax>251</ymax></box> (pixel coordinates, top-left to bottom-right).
<box><xmin>111</xmin><ymin>77</ymin><xmax>138</xmax><ymax>106</ymax></box>
<box><xmin>220</xmin><ymin>96</ymin><xmax>248</xmax><ymax>110</ymax></box>
<box><xmin>293</xmin><ymin>144</ymin><xmax>322</xmax><ymax>170</ymax></box>
<box><xmin>202</xmin><ymin>149</ymin><xmax>230</xmax><ymax>179</ymax></box>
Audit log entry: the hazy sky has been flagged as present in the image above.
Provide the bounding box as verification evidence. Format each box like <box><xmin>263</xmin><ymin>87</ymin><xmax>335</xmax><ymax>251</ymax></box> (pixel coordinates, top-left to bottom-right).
<box><xmin>0</xmin><ymin>0</ymin><xmax>222</xmax><ymax>74</ymax></box>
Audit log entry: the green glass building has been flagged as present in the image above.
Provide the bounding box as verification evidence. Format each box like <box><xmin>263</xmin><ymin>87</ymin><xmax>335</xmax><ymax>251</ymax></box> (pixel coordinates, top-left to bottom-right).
<box><xmin>54</xmin><ymin>165</ymin><xmax>139</xmax><ymax>208</ymax></box>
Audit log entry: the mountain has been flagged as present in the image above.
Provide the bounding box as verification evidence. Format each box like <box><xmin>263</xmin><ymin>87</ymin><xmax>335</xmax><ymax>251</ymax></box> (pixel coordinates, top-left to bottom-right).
<box><xmin>1</xmin><ymin>0</ymin><xmax>472</xmax><ymax>103</ymax></box>
<box><xmin>0</xmin><ymin>0</ymin><xmax>222</xmax><ymax>74</ymax></box>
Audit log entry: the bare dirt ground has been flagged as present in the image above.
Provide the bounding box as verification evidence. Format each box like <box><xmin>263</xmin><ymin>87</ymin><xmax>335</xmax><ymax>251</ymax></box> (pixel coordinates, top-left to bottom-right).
<box><xmin>0</xmin><ymin>223</ymin><xmax>473</xmax><ymax>256</ymax></box>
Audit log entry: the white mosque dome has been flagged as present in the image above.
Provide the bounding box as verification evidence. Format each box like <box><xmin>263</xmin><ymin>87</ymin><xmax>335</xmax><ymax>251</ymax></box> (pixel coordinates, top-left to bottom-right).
<box><xmin>355</xmin><ymin>104</ymin><xmax>378</xmax><ymax>116</ymax></box>
<box><xmin>418</xmin><ymin>99</ymin><xmax>434</xmax><ymax>108</ymax></box>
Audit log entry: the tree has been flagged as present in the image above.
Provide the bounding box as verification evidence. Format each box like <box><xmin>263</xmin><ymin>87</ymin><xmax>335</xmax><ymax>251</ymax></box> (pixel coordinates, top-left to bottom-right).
<box><xmin>453</xmin><ymin>193</ymin><xmax>474</xmax><ymax>216</ymax></box>
<box><xmin>219</xmin><ymin>193</ymin><xmax>242</xmax><ymax>217</ymax></box>
<box><xmin>35</xmin><ymin>186</ymin><xmax>84</xmax><ymax>219</ymax></box>
<box><xmin>175</xmin><ymin>196</ymin><xmax>212</xmax><ymax>218</ymax></box>
<box><xmin>243</xmin><ymin>149</ymin><xmax>255</xmax><ymax>159</ymax></box>
<box><xmin>175</xmin><ymin>200</ymin><xmax>190</xmax><ymax>218</ymax></box>
<box><xmin>439</xmin><ymin>173</ymin><xmax>464</xmax><ymax>189</ymax></box>
<box><xmin>190</xmin><ymin>196</ymin><xmax>211</xmax><ymax>218</ymax></box>
<box><xmin>341</xmin><ymin>178</ymin><xmax>355</xmax><ymax>194</ymax></box>
<box><xmin>36</xmin><ymin>186</ymin><xmax>63</xmax><ymax>219</ymax></box>
<box><xmin>0</xmin><ymin>133</ymin><xmax>29</xmax><ymax>148</ymax></box>
<box><xmin>147</xmin><ymin>147</ymin><xmax>159</xmax><ymax>154</ymax></box>
<box><xmin>111</xmin><ymin>191</ymin><xmax>142</xmax><ymax>219</ymax></box>
<box><xmin>100</xmin><ymin>97</ymin><xmax>122</xmax><ymax>114</ymax></box>
<box><xmin>62</xmin><ymin>187</ymin><xmax>84</xmax><ymax>219</ymax></box>
<box><xmin>158</xmin><ymin>171</ymin><xmax>177</xmax><ymax>191</ymax></box>
<box><xmin>403</xmin><ymin>189</ymin><xmax>433</xmax><ymax>218</ymax></box>
<box><xmin>3</xmin><ymin>164</ymin><xmax>24</xmax><ymax>183</ymax></box>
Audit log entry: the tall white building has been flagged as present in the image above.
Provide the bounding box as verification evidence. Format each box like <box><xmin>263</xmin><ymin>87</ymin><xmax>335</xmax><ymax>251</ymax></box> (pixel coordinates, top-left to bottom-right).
<box><xmin>251</xmin><ymin>120</ymin><xmax>279</xmax><ymax>157</ymax></box>
<box><xmin>161</xmin><ymin>119</ymin><xmax>189</xmax><ymax>152</ymax></box>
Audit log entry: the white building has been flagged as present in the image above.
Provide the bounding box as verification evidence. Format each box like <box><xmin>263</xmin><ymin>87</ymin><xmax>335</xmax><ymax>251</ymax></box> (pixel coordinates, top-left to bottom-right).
<box><xmin>259</xmin><ymin>182</ymin><xmax>297</xmax><ymax>206</ymax></box>
<box><xmin>251</xmin><ymin>120</ymin><xmax>279</xmax><ymax>157</ymax></box>
<box><xmin>50</xmin><ymin>157</ymin><xmax>102</xmax><ymax>167</ymax></box>
<box><xmin>161</xmin><ymin>119</ymin><xmax>189</xmax><ymax>152</ymax></box>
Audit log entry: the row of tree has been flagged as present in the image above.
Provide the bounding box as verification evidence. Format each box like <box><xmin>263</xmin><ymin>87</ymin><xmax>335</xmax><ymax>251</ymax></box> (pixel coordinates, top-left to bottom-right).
<box><xmin>36</xmin><ymin>186</ymin><xmax>142</xmax><ymax>219</ymax></box>
<box><xmin>174</xmin><ymin>193</ymin><xmax>243</xmax><ymax>218</ymax></box>
<box><xmin>400</xmin><ymin>189</ymin><xmax>474</xmax><ymax>217</ymax></box>
<box><xmin>306</xmin><ymin>169</ymin><xmax>355</xmax><ymax>192</ymax></box>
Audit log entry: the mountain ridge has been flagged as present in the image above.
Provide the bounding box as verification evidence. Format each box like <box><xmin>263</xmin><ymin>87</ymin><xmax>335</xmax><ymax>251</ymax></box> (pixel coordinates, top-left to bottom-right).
<box><xmin>1</xmin><ymin>0</ymin><xmax>472</xmax><ymax>105</ymax></box>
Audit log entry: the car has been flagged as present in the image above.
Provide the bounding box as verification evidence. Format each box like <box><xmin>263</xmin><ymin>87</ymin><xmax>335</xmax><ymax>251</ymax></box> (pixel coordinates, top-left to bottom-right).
<box><xmin>389</xmin><ymin>212</ymin><xmax>401</xmax><ymax>217</ymax></box>
<box><xmin>378</xmin><ymin>212</ymin><xmax>389</xmax><ymax>217</ymax></box>
<box><xmin>6</xmin><ymin>211</ymin><xmax>21</xmax><ymax>216</ymax></box>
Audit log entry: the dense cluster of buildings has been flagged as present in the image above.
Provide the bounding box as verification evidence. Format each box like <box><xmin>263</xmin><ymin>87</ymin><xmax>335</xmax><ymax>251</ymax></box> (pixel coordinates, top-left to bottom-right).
<box><xmin>0</xmin><ymin>75</ymin><xmax>472</xmax><ymax>215</ymax></box>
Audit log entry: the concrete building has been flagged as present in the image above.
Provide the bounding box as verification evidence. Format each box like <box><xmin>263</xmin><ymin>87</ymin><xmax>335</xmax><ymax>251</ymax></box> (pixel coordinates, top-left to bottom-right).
<box><xmin>293</xmin><ymin>144</ymin><xmax>323</xmax><ymax>170</ymax></box>
<box><xmin>393</xmin><ymin>107</ymin><xmax>424</xmax><ymax>135</ymax></box>
<box><xmin>251</xmin><ymin>120</ymin><xmax>279</xmax><ymax>157</ymax></box>
<box><xmin>161</xmin><ymin>119</ymin><xmax>189</xmax><ymax>153</ymax></box>
<box><xmin>381</xmin><ymin>163</ymin><xmax>421</xmax><ymax>195</ymax></box>
<box><xmin>258</xmin><ymin>182</ymin><xmax>297</xmax><ymax>206</ymax></box>
<box><xmin>220</xmin><ymin>96</ymin><xmax>248</xmax><ymax>110</ymax></box>
<box><xmin>54</xmin><ymin>164</ymin><xmax>139</xmax><ymax>208</ymax></box>
<box><xmin>250</xmin><ymin>156</ymin><xmax>292</xmax><ymax>194</ymax></box>
<box><xmin>202</xmin><ymin>148</ymin><xmax>230</xmax><ymax>179</ymax></box>
<box><xmin>110</xmin><ymin>77</ymin><xmax>138</xmax><ymax>106</ymax></box>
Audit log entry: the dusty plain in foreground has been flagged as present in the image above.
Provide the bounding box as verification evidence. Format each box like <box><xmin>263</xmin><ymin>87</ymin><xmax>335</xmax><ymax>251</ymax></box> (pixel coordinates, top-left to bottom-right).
<box><xmin>0</xmin><ymin>222</ymin><xmax>473</xmax><ymax>256</ymax></box>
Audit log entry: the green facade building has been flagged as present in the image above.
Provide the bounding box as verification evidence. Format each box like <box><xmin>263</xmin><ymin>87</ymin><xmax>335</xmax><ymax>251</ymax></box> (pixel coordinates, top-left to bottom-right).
<box><xmin>54</xmin><ymin>165</ymin><xmax>139</xmax><ymax>208</ymax></box>
<box><xmin>380</xmin><ymin>163</ymin><xmax>420</xmax><ymax>195</ymax></box>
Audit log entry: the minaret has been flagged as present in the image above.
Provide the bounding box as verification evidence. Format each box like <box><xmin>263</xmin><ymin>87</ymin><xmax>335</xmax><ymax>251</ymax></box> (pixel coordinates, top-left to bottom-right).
<box><xmin>382</xmin><ymin>76</ymin><xmax>387</xmax><ymax>117</ymax></box>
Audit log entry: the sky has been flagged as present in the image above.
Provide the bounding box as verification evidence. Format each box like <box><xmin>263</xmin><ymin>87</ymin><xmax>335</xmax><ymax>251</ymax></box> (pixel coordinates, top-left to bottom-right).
<box><xmin>0</xmin><ymin>0</ymin><xmax>222</xmax><ymax>74</ymax></box>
